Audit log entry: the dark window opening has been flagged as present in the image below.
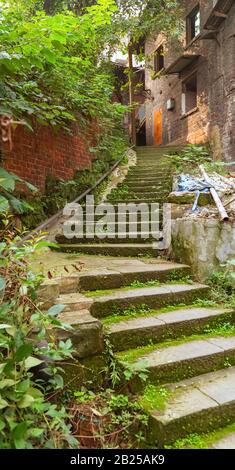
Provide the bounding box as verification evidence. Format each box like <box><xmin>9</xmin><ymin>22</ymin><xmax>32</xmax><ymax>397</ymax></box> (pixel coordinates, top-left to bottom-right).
<box><xmin>182</xmin><ymin>73</ymin><xmax>197</xmax><ymax>114</ymax></box>
<box><xmin>154</xmin><ymin>45</ymin><xmax>164</xmax><ymax>74</ymax></box>
<box><xmin>186</xmin><ymin>5</ymin><xmax>200</xmax><ymax>43</ymax></box>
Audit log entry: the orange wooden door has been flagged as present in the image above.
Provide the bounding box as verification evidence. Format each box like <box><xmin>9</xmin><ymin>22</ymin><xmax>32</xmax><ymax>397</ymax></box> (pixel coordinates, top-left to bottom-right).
<box><xmin>153</xmin><ymin>109</ymin><xmax>163</xmax><ymax>145</ymax></box>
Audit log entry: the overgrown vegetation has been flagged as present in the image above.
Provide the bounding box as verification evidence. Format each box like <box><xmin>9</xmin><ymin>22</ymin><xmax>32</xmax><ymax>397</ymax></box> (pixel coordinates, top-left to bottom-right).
<box><xmin>168</xmin><ymin>144</ymin><xmax>212</xmax><ymax>174</ymax></box>
<box><xmin>208</xmin><ymin>260</ymin><xmax>235</xmax><ymax>307</ymax></box>
<box><xmin>0</xmin><ymin>228</ymin><xmax>79</xmax><ymax>448</ymax></box>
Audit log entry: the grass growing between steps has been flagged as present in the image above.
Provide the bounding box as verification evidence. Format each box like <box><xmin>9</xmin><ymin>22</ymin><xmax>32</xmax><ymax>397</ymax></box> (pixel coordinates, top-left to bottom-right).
<box><xmin>117</xmin><ymin>322</ymin><xmax>235</xmax><ymax>363</ymax></box>
<box><xmin>84</xmin><ymin>277</ymin><xmax>192</xmax><ymax>298</ymax></box>
<box><xmin>102</xmin><ymin>301</ymin><xmax>220</xmax><ymax>326</ymax></box>
<box><xmin>165</xmin><ymin>423</ymin><xmax>235</xmax><ymax>449</ymax></box>
<box><xmin>139</xmin><ymin>385</ymin><xmax>172</xmax><ymax>413</ymax></box>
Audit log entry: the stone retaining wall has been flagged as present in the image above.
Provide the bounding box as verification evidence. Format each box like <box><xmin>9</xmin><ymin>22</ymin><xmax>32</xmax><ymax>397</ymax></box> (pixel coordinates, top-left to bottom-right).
<box><xmin>171</xmin><ymin>218</ymin><xmax>235</xmax><ymax>280</ymax></box>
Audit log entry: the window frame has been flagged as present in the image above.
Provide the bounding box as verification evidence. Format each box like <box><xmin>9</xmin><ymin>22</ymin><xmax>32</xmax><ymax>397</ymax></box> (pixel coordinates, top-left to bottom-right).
<box><xmin>154</xmin><ymin>44</ymin><xmax>165</xmax><ymax>75</ymax></box>
<box><xmin>186</xmin><ymin>4</ymin><xmax>201</xmax><ymax>45</ymax></box>
<box><xmin>181</xmin><ymin>71</ymin><xmax>198</xmax><ymax>116</ymax></box>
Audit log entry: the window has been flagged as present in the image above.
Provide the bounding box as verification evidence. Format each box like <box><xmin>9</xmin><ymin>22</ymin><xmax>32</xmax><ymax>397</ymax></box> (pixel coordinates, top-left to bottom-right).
<box><xmin>186</xmin><ymin>5</ymin><xmax>200</xmax><ymax>43</ymax></box>
<box><xmin>154</xmin><ymin>45</ymin><xmax>164</xmax><ymax>74</ymax></box>
<box><xmin>182</xmin><ymin>73</ymin><xmax>197</xmax><ymax>115</ymax></box>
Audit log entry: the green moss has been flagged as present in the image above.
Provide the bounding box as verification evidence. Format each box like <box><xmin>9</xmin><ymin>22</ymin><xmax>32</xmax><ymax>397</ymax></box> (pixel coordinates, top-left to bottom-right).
<box><xmin>165</xmin><ymin>423</ymin><xmax>235</xmax><ymax>449</ymax></box>
<box><xmin>84</xmin><ymin>279</ymin><xmax>193</xmax><ymax>298</ymax></box>
<box><xmin>117</xmin><ymin>322</ymin><xmax>235</xmax><ymax>363</ymax></box>
<box><xmin>102</xmin><ymin>302</ymin><xmax>220</xmax><ymax>326</ymax></box>
<box><xmin>139</xmin><ymin>385</ymin><xmax>171</xmax><ymax>413</ymax></box>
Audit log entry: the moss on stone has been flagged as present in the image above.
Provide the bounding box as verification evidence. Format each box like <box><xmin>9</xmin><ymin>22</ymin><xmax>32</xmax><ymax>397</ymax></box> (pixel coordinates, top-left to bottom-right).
<box><xmin>139</xmin><ymin>385</ymin><xmax>172</xmax><ymax>413</ymax></box>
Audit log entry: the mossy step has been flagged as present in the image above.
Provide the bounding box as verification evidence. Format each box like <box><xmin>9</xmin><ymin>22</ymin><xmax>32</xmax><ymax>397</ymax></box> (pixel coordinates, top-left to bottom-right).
<box><xmin>125</xmin><ymin>177</ymin><xmax>170</xmax><ymax>183</ymax></box>
<box><xmin>56</xmin><ymin>243</ymin><xmax>162</xmax><ymax>257</ymax></box>
<box><xmin>121</xmin><ymin>336</ymin><xmax>235</xmax><ymax>391</ymax></box>
<box><xmin>122</xmin><ymin>183</ymin><xmax>171</xmax><ymax>190</ymax></box>
<box><xmin>145</xmin><ymin>366</ymin><xmax>235</xmax><ymax>446</ymax></box>
<box><xmin>79</xmin><ymin>263</ymin><xmax>190</xmax><ymax>291</ymax></box>
<box><xmin>106</xmin><ymin>199</ymin><xmax>169</xmax><ymax>205</ymax></box>
<box><xmin>56</xmin><ymin>233</ymin><xmax>163</xmax><ymax>245</ymax></box>
<box><xmin>56</xmin><ymin>283</ymin><xmax>208</xmax><ymax>317</ymax></box>
<box><xmin>109</xmin><ymin>190</ymin><xmax>170</xmax><ymax>198</ymax></box>
<box><xmin>107</xmin><ymin>307</ymin><xmax>235</xmax><ymax>351</ymax></box>
<box><xmin>90</xmin><ymin>283</ymin><xmax>209</xmax><ymax>318</ymax></box>
<box><xmin>80</xmin><ymin>204</ymin><xmax>163</xmax><ymax>213</ymax></box>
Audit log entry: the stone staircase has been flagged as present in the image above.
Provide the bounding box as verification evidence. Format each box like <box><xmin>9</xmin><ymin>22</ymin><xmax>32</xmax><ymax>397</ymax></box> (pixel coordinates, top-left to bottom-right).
<box><xmin>51</xmin><ymin>146</ymin><xmax>235</xmax><ymax>448</ymax></box>
<box><xmin>54</xmin><ymin>258</ymin><xmax>235</xmax><ymax>447</ymax></box>
<box><xmin>55</xmin><ymin>146</ymin><xmax>179</xmax><ymax>256</ymax></box>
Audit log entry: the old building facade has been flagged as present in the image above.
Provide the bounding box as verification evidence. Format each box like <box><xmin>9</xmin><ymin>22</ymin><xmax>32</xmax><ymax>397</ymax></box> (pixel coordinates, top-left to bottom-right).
<box><xmin>144</xmin><ymin>0</ymin><xmax>235</xmax><ymax>162</ymax></box>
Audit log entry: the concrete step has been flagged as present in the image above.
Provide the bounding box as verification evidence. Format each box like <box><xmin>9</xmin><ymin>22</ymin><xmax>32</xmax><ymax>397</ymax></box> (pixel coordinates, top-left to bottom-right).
<box><xmin>108</xmin><ymin>191</ymin><xmax>170</xmax><ymax>199</ymax></box>
<box><xmin>106</xmin><ymin>199</ymin><xmax>169</xmax><ymax>205</ymax></box>
<box><xmin>145</xmin><ymin>367</ymin><xmax>235</xmax><ymax>446</ymax></box>
<box><xmin>56</xmin><ymin>243</ymin><xmax>162</xmax><ymax>257</ymax></box>
<box><xmin>108</xmin><ymin>307</ymin><xmax>235</xmax><ymax>351</ymax></box>
<box><xmin>56</xmin><ymin>233</ymin><xmax>163</xmax><ymax>245</ymax></box>
<box><xmin>79</xmin><ymin>262</ymin><xmax>190</xmax><ymax>291</ymax></box>
<box><xmin>90</xmin><ymin>283</ymin><xmax>209</xmax><ymax>318</ymax></box>
<box><xmin>56</xmin><ymin>283</ymin><xmax>208</xmax><ymax>317</ymax></box>
<box><xmin>122</xmin><ymin>336</ymin><xmax>235</xmax><ymax>390</ymax></box>
<box><xmin>123</xmin><ymin>183</ymin><xmax>171</xmax><ymax>189</ymax></box>
<box><xmin>125</xmin><ymin>176</ymin><xmax>170</xmax><ymax>183</ymax></box>
<box><xmin>80</xmin><ymin>204</ymin><xmax>163</xmax><ymax>213</ymax></box>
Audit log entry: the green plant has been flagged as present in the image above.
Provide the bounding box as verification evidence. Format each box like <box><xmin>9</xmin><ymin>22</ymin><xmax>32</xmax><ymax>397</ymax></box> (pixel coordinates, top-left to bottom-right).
<box><xmin>0</xmin><ymin>167</ymin><xmax>37</xmax><ymax>215</ymax></box>
<box><xmin>207</xmin><ymin>261</ymin><xmax>235</xmax><ymax>306</ymax></box>
<box><xmin>0</xmin><ymin>230</ymin><xmax>78</xmax><ymax>448</ymax></box>
<box><xmin>169</xmin><ymin>145</ymin><xmax>212</xmax><ymax>173</ymax></box>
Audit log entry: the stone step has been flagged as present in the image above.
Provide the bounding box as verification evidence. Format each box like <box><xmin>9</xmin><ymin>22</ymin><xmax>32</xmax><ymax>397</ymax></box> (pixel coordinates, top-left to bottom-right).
<box><xmin>56</xmin><ymin>283</ymin><xmax>208</xmax><ymax>317</ymax></box>
<box><xmin>56</xmin><ymin>233</ymin><xmax>163</xmax><ymax>245</ymax></box>
<box><xmin>89</xmin><ymin>283</ymin><xmax>209</xmax><ymax>318</ymax></box>
<box><xmin>79</xmin><ymin>263</ymin><xmax>191</xmax><ymax>291</ymax></box>
<box><xmin>122</xmin><ymin>336</ymin><xmax>235</xmax><ymax>391</ymax></box>
<box><xmin>108</xmin><ymin>307</ymin><xmax>235</xmax><ymax>351</ymax></box>
<box><xmin>123</xmin><ymin>182</ymin><xmax>171</xmax><ymax>189</ymax></box>
<box><xmin>80</xmin><ymin>204</ymin><xmax>163</xmax><ymax>213</ymax></box>
<box><xmin>106</xmin><ymin>199</ymin><xmax>169</xmax><ymax>205</ymax></box>
<box><xmin>107</xmin><ymin>196</ymin><xmax>170</xmax><ymax>204</ymax></box>
<box><xmin>125</xmin><ymin>177</ymin><xmax>170</xmax><ymax>183</ymax></box>
<box><xmin>145</xmin><ymin>367</ymin><xmax>235</xmax><ymax>446</ymax></box>
<box><xmin>128</xmin><ymin>169</ymin><xmax>171</xmax><ymax>175</ymax></box>
<box><xmin>108</xmin><ymin>191</ymin><xmax>170</xmax><ymax>199</ymax></box>
<box><xmin>56</xmin><ymin>243</ymin><xmax>162</xmax><ymax>257</ymax></box>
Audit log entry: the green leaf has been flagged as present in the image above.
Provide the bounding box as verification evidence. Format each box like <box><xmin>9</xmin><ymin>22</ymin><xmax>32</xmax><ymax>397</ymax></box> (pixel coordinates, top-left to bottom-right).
<box><xmin>47</xmin><ymin>304</ymin><xmax>65</xmax><ymax>317</ymax></box>
<box><xmin>0</xmin><ymin>398</ymin><xmax>8</xmax><ymax>409</ymax></box>
<box><xmin>15</xmin><ymin>343</ymin><xmax>33</xmax><ymax>362</ymax></box>
<box><xmin>0</xmin><ymin>324</ymin><xmax>10</xmax><ymax>330</ymax></box>
<box><xmin>24</xmin><ymin>356</ymin><xmax>43</xmax><ymax>370</ymax></box>
<box><xmin>0</xmin><ymin>195</ymin><xmax>9</xmax><ymax>213</ymax></box>
<box><xmin>0</xmin><ymin>168</ymin><xmax>15</xmax><ymax>191</ymax></box>
<box><xmin>12</xmin><ymin>420</ymin><xmax>27</xmax><ymax>442</ymax></box>
<box><xmin>18</xmin><ymin>394</ymin><xmax>35</xmax><ymax>409</ymax></box>
<box><xmin>0</xmin><ymin>379</ymin><xmax>15</xmax><ymax>389</ymax></box>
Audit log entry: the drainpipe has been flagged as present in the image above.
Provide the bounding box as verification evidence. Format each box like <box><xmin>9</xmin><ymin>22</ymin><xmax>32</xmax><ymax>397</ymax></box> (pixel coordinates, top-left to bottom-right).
<box><xmin>128</xmin><ymin>44</ymin><xmax>137</xmax><ymax>146</ymax></box>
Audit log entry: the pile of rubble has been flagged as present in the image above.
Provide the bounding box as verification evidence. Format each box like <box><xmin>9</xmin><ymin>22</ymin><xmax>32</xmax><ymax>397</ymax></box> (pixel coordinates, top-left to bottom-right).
<box><xmin>168</xmin><ymin>167</ymin><xmax>235</xmax><ymax>221</ymax></box>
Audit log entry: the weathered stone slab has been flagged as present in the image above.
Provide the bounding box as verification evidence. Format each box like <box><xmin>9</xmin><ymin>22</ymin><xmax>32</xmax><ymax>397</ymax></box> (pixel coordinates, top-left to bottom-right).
<box><xmin>57</xmin><ymin>309</ymin><xmax>104</xmax><ymax>359</ymax></box>
<box><xmin>91</xmin><ymin>283</ymin><xmax>209</xmax><ymax>318</ymax></box>
<box><xmin>108</xmin><ymin>308</ymin><xmax>235</xmax><ymax>351</ymax></box>
<box><xmin>37</xmin><ymin>279</ymin><xmax>60</xmax><ymax>309</ymax></box>
<box><xmin>147</xmin><ymin>367</ymin><xmax>235</xmax><ymax>446</ymax></box>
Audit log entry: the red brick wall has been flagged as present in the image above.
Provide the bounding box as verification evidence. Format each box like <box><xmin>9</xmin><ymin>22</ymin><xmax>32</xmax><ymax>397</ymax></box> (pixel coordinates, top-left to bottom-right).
<box><xmin>1</xmin><ymin>120</ymin><xmax>97</xmax><ymax>191</ymax></box>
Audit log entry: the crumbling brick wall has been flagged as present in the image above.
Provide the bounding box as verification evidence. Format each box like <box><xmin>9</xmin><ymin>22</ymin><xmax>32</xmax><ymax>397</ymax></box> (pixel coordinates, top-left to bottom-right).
<box><xmin>1</xmin><ymin>120</ymin><xmax>97</xmax><ymax>191</ymax></box>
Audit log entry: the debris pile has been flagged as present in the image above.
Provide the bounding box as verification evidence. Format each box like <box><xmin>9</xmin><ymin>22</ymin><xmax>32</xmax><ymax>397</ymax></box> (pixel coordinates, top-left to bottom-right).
<box><xmin>168</xmin><ymin>166</ymin><xmax>235</xmax><ymax>221</ymax></box>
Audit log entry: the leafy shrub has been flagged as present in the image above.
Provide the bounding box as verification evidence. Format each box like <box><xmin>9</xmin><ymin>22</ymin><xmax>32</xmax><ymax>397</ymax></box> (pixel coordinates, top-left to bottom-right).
<box><xmin>0</xmin><ymin>167</ymin><xmax>37</xmax><ymax>214</ymax></box>
<box><xmin>0</xmin><ymin>230</ymin><xmax>78</xmax><ymax>449</ymax></box>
